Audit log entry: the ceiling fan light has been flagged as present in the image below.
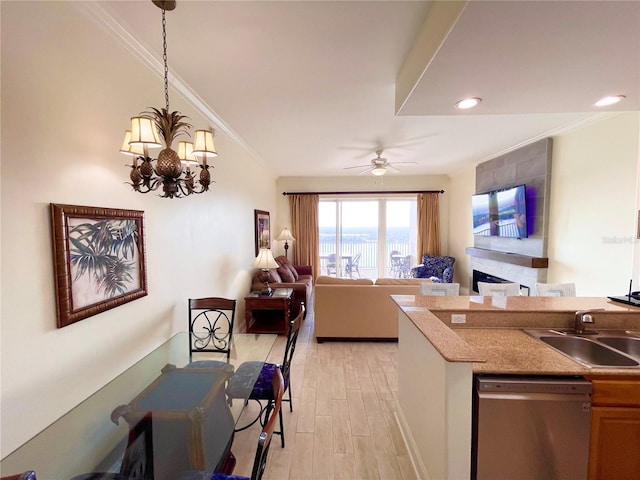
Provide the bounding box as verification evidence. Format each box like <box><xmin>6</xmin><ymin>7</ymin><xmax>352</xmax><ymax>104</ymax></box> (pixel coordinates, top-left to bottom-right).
<box><xmin>594</xmin><ymin>95</ymin><xmax>625</xmax><ymax>107</ymax></box>
<box><xmin>455</xmin><ymin>97</ymin><xmax>481</xmax><ymax>110</ymax></box>
<box><xmin>371</xmin><ymin>166</ymin><xmax>387</xmax><ymax>176</ymax></box>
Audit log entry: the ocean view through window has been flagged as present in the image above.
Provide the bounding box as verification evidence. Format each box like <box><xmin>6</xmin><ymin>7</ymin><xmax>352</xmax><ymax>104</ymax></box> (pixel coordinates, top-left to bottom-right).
<box><xmin>319</xmin><ymin>197</ymin><xmax>417</xmax><ymax>279</ymax></box>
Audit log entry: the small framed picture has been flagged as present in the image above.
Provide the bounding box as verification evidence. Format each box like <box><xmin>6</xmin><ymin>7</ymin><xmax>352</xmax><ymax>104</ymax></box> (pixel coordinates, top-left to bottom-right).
<box><xmin>637</xmin><ymin>210</ymin><xmax>640</xmax><ymax>239</ymax></box>
<box><xmin>254</xmin><ymin>209</ymin><xmax>271</xmax><ymax>255</ymax></box>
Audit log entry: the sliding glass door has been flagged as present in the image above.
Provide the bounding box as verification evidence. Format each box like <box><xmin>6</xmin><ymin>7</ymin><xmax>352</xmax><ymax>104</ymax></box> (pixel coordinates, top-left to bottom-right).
<box><xmin>319</xmin><ymin>196</ymin><xmax>416</xmax><ymax>279</ymax></box>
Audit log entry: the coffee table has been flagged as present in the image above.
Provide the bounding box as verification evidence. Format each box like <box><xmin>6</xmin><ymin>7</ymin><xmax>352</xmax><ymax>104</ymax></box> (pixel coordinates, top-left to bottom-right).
<box><xmin>244</xmin><ymin>288</ymin><xmax>293</xmax><ymax>335</ymax></box>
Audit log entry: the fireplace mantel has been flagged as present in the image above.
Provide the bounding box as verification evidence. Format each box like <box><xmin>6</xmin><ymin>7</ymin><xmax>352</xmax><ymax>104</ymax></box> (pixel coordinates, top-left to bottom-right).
<box><xmin>466</xmin><ymin>247</ymin><xmax>548</xmax><ymax>269</ymax></box>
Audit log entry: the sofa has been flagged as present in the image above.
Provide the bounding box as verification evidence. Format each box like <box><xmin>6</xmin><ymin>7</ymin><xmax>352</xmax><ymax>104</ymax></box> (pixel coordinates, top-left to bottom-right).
<box><xmin>251</xmin><ymin>255</ymin><xmax>313</xmax><ymax>313</ymax></box>
<box><xmin>313</xmin><ymin>276</ymin><xmax>430</xmax><ymax>342</ymax></box>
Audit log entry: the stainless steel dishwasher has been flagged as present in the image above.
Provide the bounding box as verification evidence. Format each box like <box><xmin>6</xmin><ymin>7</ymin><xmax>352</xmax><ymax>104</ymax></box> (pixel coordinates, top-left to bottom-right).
<box><xmin>473</xmin><ymin>375</ymin><xmax>592</xmax><ymax>480</ymax></box>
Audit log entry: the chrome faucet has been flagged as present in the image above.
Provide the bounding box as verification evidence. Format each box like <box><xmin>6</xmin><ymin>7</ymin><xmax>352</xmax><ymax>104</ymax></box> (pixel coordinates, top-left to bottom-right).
<box><xmin>574</xmin><ymin>309</ymin><xmax>605</xmax><ymax>334</ymax></box>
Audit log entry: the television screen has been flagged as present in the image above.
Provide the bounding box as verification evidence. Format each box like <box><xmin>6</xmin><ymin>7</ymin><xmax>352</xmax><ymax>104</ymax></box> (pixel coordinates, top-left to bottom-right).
<box><xmin>496</xmin><ymin>185</ymin><xmax>528</xmax><ymax>238</ymax></box>
<box><xmin>472</xmin><ymin>193</ymin><xmax>497</xmax><ymax>236</ymax></box>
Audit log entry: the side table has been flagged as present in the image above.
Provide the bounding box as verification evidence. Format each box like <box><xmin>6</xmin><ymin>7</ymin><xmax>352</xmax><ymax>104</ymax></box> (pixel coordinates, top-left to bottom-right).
<box><xmin>244</xmin><ymin>288</ymin><xmax>293</xmax><ymax>335</ymax></box>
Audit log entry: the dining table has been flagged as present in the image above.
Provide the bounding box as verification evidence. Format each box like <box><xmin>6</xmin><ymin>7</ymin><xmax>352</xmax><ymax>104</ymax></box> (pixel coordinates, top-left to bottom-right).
<box><xmin>0</xmin><ymin>332</ymin><xmax>277</xmax><ymax>480</ymax></box>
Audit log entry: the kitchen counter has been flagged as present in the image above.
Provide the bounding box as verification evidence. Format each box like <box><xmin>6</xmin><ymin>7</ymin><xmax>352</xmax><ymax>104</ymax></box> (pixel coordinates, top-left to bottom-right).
<box><xmin>393</xmin><ymin>295</ymin><xmax>640</xmax><ymax>375</ymax></box>
<box><xmin>393</xmin><ymin>295</ymin><xmax>640</xmax><ymax>479</ymax></box>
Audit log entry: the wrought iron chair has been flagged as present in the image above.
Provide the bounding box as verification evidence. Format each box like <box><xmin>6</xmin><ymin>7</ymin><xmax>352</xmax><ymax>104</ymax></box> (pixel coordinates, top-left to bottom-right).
<box><xmin>189</xmin><ymin>297</ymin><xmax>236</xmax><ymax>362</ymax></box>
<box><xmin>225</xmin><ymin>304</ymin><xmax>304</xmax><ymax>448</ymax></box>
<box><xmin>179</xmin><ymin>368</ymin><xmax>284</xmax><ymax>480</ymax></box>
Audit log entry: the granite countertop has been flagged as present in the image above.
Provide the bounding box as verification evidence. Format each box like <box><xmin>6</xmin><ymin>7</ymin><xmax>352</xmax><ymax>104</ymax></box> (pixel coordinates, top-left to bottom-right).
<box><xmin>393</xmin><ymin>295</ymin><xmax>640</xmax><ymax>376</ymax></box>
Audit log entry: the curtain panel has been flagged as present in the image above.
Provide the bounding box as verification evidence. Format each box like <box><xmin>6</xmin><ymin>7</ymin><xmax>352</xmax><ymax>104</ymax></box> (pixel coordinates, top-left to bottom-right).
<box><xmin>417</xmin><ymin>192</ymin><xmax>441</xmax><ymax>257</ymax></box>
<box><xmin>288</xmin><ymin>194</ymin><xmax>321</xmax><ymax>279</ymax></box>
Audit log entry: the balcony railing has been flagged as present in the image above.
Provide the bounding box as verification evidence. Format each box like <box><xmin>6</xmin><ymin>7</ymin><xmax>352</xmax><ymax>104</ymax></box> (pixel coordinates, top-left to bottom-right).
<box><xmin>319</xmin><ymin>240</ymin><xmax>414</xmax><ymax>278</ymax></box>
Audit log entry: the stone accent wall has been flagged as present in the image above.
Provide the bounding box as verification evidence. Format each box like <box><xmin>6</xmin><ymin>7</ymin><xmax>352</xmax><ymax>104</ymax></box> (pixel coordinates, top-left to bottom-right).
<box><xmin>471</xmin><ymin>138</ymin><xmax>552</xmax><ymax>292</ymax></box>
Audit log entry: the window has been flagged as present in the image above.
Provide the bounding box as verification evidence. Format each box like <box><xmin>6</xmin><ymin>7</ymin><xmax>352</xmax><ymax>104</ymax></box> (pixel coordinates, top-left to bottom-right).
<box><xmin>319</xmin><ymin>196</ymin><xmax>417</xmax><ymax>279</ymax></box>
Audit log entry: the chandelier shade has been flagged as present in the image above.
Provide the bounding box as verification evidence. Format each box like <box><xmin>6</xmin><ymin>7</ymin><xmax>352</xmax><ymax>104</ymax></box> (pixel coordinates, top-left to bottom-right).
<box><xmin>120</xmin><ymin>131</ymin><xmax>146</xmax><ymax>157</ymax></box>
<box><xmin>192</xmin><ymin>129</ymin><xmax>217</xmax><ymax>159</ymax></box>
<box><xmin>128</xmin><ymin>117</ymin><xmax>162</xmax><ymax>147</ymax></box>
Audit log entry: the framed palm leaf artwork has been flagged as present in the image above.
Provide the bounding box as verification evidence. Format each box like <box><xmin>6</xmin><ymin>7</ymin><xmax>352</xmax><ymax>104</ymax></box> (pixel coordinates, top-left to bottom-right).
<box><xmin>50</xmin><ymin>204</ymin><xmax>148</xmax><ymax>328</ymax></box>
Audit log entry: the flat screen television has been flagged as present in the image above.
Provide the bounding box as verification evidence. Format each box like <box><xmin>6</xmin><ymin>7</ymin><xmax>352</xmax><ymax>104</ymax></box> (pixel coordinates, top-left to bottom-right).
<box><xmin>495</xmin><ymin>184</ymin><xmax>528</xmax><ymax>238</ymax></box>
<box><xmin>472</xmin><ymin>192</ymin><xmax>497</xmax><ymax>236</ymax></box>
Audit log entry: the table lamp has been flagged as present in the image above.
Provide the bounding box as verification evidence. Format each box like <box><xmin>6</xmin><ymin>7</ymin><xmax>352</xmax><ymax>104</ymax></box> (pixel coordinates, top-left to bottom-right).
<box><xmin>276</xmin><ymin>227</ymin><xmax>296</xmax><ymax>259</ymax></box>
<box><xmin>252</xmin><ymin>248</ymin><xmax>279</xmax><ymax>295</ymax></box>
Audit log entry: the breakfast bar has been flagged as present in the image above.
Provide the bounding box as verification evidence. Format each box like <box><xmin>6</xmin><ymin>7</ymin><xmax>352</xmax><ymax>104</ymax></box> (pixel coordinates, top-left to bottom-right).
<box><xmin>393</xmin><ymin>295</ymin><xmax>640</xmax><ymax>480</ymax></box>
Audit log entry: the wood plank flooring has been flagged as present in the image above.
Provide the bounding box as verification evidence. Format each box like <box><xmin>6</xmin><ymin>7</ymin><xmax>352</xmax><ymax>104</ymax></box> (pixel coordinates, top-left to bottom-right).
<box><xmin>230</xmin><ymin>307</ymin><xmax>417</xmax><ymax>480</ymax></box>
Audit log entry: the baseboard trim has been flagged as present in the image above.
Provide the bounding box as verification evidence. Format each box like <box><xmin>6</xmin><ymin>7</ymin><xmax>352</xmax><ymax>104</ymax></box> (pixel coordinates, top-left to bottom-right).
<box><xmin>314</xmin><ymin>336</ymin><xmax>398</xmax><ymax>343</ymax></box>
<box><xmin>394</xmin><ymin>404</ymin><xmax>429</xmax><ymax>480</ymax></box>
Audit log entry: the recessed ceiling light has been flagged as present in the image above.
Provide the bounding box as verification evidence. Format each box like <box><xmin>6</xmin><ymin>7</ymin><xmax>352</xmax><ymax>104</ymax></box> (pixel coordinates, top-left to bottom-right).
<box><xmin>595</xmin><ymin>95</ymin><xmax>626</xmax><ymax>107</ymax></box>
<box><xmin>455</xmin><ymin>97</ymin><xmax>482</xmax><ymax>110</ymax></box>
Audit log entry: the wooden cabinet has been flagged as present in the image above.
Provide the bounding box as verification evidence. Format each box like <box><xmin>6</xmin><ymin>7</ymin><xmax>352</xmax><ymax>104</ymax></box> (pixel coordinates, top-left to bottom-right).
<box><xmin>586</xmin><ymin>375</ymin><xmax>640</xmax><ymax>480</ymax></box>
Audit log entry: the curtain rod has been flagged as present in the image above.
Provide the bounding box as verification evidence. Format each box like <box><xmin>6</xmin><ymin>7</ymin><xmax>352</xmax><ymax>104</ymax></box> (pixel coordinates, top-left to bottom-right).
<box><xmin>282</xmin><ymin>189</ymin><xmax>445</xmax><ymax>196</ymax></box>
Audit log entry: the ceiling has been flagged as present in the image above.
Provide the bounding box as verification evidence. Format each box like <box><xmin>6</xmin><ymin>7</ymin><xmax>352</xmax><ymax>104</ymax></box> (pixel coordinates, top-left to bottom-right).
<box><xmin>96</xmin><ymin>0</ymin><xmax>640</xmax><ymax>177</ymax></box>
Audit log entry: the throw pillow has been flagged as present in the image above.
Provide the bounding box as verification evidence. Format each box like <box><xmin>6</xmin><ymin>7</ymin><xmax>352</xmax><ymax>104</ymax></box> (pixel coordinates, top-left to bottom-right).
<box><xmin>287</xmin><ymin>263</ymin><xmax>299</xmax><ymax>280</ymax></box>
<box><xmin>267</xmin><ymin>269</ymin><xmax>282</xmax><ymax>283</ymax></box>
<box><xmin>277</xmin><ymin>265</ymin><xmax>295</xmax><ymax>283</ymax></box>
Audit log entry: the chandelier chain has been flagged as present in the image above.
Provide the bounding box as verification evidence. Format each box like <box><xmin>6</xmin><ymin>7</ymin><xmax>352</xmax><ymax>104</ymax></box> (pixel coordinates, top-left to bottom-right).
<box><xmin>162</xmin><ymin>8</ymin><xmax>169</xmax><ymax>112</ymax></box>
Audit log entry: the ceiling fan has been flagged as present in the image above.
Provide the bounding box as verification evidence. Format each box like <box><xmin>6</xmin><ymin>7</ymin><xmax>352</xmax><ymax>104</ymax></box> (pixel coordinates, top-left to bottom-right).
<box><xmin>343</xmin><ymin>149</ymin><xmax>417</xmax><ymax>176</ymax></box>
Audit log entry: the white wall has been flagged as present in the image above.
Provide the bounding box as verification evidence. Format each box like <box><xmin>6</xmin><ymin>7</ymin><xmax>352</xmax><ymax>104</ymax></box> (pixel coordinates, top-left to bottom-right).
<box><xmin>444</xmin><ymin>166</ymin><xmax>476</xmax><ymax>293</ymax></box>
<box><xmin>1</xmin><ymin>2</ymin><xmax>278</xmax><ymax>456</ymax></box>
<box><xmin>549</xmin><ymin>113</ymin><xmax>640</xmax><ymax>295</ymax></box>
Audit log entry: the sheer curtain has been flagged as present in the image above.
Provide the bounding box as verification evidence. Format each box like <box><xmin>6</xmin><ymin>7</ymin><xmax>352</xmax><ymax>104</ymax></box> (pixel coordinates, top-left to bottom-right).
<box><xmin>417</xmin><ymin>193</ymin><xmax>441</xmax><ymax>258</ymax></box>
<box><xmin>288</xmin><ymin>194</ymin><xmax>320</xmax><ymax>279</ymax></box>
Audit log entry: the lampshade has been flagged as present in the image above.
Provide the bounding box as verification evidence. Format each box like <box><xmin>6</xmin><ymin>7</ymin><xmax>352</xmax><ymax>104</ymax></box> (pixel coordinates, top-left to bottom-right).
<box><xmin>252</xmin><ymin>248</ymin><xmax>278</xmax><ymax>269</ymax></box>
<box><xmin>192</xmin><ymin>129</ymin><xmax>217</xmax><ymax>159</ymax></box>
<box><xmin>371</xmin><ymin>166</ymin><xmax>387</xmax><ymax>176</ymax></box>
<box><xmin>129</xmin><ymin>116</ymin><xmax>162</xmax><ymax>147</ymax></box>
<box><xmin>178</xmin><ymin>141</ymin><xmax>199</xmax><ymax>166</ymax></box>
<box><xmin>276</xmin><ymin>228</ymin><xmax>296</xmax><ymax>242</ymax></box>
<box><xmin>120</xmin><ymin>131</ymin><xmax>146</xmax><ymax>156</ymax></box>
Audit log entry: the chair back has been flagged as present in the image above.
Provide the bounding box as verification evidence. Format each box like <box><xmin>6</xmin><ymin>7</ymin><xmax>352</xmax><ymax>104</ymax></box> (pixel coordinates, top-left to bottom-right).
<box><xmin>420</xmin><ymin>255</ymin><xmax>455</xmax><ymax>275</ymax></box>
<box><xmin>1</xmin><ymin>472</ymin><xmax>36</xmax><ymax>480</ymax></box>
<box><xmin>250</xmin><ymin>367</ymin><xmax>285</xmax><ymax>480</ymax></box>
<box><xmin>420</xmin><ymin>282</ymin><xmax>460</xmax><ymax>296</ymax></box>
<box><xmin>536</xmin><ymin>283</ymin><xmax>576</xmax><ymax>296</ymax></box>
<box><xmin>280</xmin><ymin>304</ymin><xmax>305</xmax><ymax>381</ymax></box>
<box><xmin>478</xmin><ymin>282</ymin><xmax>521</xmax><ymax>296</ymax></box>
<box><xmin>188</xmin><ymin>297</ymin><xmax>236</xmax><ymax>361</ymax></box>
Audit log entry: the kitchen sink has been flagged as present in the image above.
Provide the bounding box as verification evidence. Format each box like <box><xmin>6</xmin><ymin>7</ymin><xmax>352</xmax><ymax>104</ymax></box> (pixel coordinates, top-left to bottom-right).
<box><xmin>597</xmin><ymin>336</ymin><xmax>640</xmax><ymax>359</ymax></box>
<box><xmin>525</xmin><ymin>329</ymin><xmax>640</xmax><ymax>368</ymax></box>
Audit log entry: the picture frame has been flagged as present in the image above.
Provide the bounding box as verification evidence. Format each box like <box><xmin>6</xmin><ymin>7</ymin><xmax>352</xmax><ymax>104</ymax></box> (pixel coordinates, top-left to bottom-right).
<box><xmin>637</xmin><ymin>210</ymin><xmax>640</xmax><ymax>239</ymax></box>
<box><xmin>50</xmin><ymin>203</ymin><xmax>148</xmax><ymax>328</ymax></box>
<box><xmin>254</xmin><ymin>209</ymin><xmax>271</xmax><ymax>255</ymax></box>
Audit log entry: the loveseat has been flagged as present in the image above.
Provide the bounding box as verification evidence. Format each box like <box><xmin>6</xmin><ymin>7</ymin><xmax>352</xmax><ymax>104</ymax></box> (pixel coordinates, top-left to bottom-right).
<box><xmin>313</xmin><ymin>276</ymin><xmax>430</xmax><ymax>342</ymax></box>
<box><xmin>251</xmin><ymin>255</ymin><xmax>313</xmax><ymax>313</ymax></box>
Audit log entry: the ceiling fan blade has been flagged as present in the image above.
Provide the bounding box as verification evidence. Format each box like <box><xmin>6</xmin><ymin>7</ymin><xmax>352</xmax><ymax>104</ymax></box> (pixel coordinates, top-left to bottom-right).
<box><xmin>357</xmin><ymin>166</ymin><xmax>375</xmax><ymax>176</ymax></box>
<box><xmin>389</xmin><ymin>161</ymin><xmax>418</xmax><ymax>166</ymax></box>
<box><xmin>386</xmin><ymin>165</ymin><xmax>400</xmax><ymax>173</ymax></box>
<box><xmin>343</xmin><ymin>164</ymin><xmax>372</xmax><ymax>170</ymax></box>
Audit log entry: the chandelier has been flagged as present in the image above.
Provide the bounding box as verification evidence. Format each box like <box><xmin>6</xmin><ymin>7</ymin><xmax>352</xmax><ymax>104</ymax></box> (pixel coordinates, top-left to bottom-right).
<box><xmin>119</xmin><ymin>0</ymin><xmax>217</xmax><ymax>199</ymax></box>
